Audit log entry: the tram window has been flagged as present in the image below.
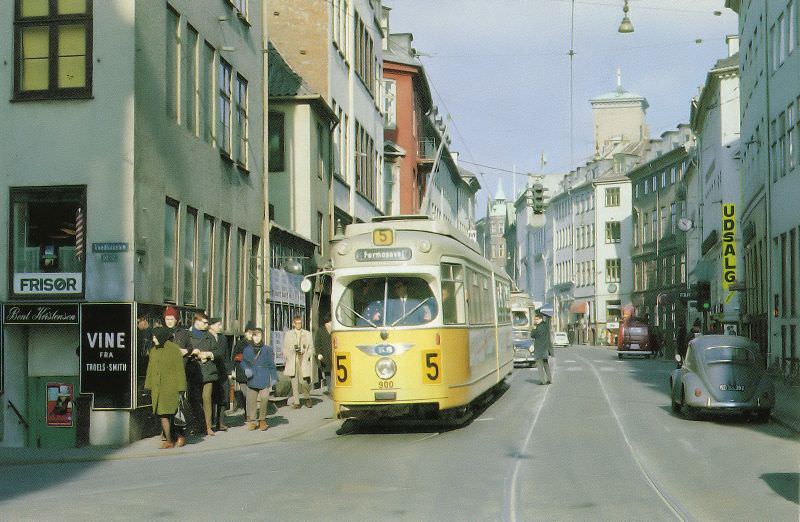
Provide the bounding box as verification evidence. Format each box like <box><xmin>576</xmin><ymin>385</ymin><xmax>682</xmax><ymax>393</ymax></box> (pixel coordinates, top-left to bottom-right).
<box><xmin>482</xmin><ymin>275</ymin><xmax>492</xmax><ymax>323</ymax></box>
<box><xmin>468</xmin><ymin>270</ymin><xmax>481</xmax><ymax>324</ymax></box>
<box><xmin>441</xmin><ymin>263</ymin><xmax>466</xmax><ymax>325</ymax></box>
<box><xmin>336</xmin><ymin>276</ymin><xmax>436</xmax><ymax>327</ymax></box>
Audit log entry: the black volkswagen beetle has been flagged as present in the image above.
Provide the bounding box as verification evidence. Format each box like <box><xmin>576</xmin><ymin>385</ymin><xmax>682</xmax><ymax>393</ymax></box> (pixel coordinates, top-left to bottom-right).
<box><xmin>670</xmin><ymin>335</ymin><xmax>774</xmax><ymax>421</ymax></box>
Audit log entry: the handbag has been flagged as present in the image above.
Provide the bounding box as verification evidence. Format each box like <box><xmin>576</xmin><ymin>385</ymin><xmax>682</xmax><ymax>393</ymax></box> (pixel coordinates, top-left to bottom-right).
<box><xmin>173</xmin><ymin>394</ymin><xmax>189</xmax><ymax>428</ymax></box>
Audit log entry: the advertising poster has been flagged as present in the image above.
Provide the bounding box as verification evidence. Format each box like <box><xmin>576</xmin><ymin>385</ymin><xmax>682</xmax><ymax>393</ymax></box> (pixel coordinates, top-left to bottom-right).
<box><xmin>46</xmin><ymin>382</ymin><xmax>74</xmax><ymax>427</ymax></box>
<box><xmin>80</xmin><ymin>303</ymin><xmax>133</xmax><ymax>409</ymax></box>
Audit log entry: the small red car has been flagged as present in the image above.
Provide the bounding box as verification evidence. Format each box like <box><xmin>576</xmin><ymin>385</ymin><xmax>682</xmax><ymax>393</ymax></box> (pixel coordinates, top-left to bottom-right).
<box><xmin>617</xmin><ymin>318</ymin><xmax>654</xmax><ymax>359</ymax></box>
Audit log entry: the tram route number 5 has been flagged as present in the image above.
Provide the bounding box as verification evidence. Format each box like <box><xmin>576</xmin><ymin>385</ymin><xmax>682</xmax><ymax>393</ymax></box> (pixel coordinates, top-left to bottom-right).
<box><xmin>335</xmin><ymin>352</ymin><xmax>351</xmax><ymax>386</ymax></box>
<box><xmin>423</xmin><ymin>350</ymin><xmax>442</xmax><ymax>384</ymax></box>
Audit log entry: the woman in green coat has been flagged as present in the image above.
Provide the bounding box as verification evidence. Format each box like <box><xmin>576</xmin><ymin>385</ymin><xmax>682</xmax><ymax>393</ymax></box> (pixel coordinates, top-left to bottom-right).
<box><xmin>145</xmin><ymin>327</ymin><xmax>187</xmax><ymax>448</ymax></box>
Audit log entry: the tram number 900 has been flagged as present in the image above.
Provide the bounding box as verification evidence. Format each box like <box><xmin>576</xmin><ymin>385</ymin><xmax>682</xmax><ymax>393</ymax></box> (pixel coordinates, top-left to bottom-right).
<box><xmin>378</xmin><ymin>380</ymin><xmax>394</xmax><ymax>389</ymax></box>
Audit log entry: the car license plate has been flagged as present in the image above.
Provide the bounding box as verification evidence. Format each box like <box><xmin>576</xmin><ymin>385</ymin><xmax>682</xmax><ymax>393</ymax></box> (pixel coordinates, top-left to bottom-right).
<box><xmin>630</xmin><ymin>343</ymin><xmax>639</xmax><ymax>350</ymax></box>
<box><xmin>719</xmin><ymin>384</ymin><xmax>745</xmax><ymax>391</ymax></box>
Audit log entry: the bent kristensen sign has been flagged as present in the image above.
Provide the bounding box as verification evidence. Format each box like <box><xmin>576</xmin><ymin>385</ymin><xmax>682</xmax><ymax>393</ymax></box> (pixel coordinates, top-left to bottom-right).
<box><xmin>3</xmin><ymin>304</ymin><xmax>79</xmax><ymax>325</ymax></box>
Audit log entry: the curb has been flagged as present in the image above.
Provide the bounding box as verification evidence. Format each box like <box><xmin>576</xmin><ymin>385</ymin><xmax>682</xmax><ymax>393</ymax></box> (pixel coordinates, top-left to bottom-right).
<box><xmin>0</xmin><ymin>393</ymin><xmax>335</xmax><ymax>467</ymax></box>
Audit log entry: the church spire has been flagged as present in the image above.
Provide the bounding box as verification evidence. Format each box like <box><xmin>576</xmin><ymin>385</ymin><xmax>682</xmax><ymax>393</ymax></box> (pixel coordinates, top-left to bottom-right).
<box><xmin>495</xmin><ymin>179</ymin><xmax>506</xmax><ymax>201</ymax></box>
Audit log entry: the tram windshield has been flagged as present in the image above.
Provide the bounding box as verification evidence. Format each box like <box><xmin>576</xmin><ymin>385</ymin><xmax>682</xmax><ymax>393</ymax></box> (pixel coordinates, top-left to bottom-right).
<box><xmin>512</xmin><ymin>310</ymin><xmax>529</xmax><ymax>327</ymax></box>
<box><xmin>336</xmin><ymin>276</ymin><xmax>438</xmax><ymax>327</ymax></box>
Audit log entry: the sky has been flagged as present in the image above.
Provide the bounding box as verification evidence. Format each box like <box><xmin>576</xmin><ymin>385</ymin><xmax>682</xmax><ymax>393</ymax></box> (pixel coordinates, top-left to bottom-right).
<box><xmin>382</xmin><ymin>0</ymin><xmax>738</xmax><ymax>210</ymax></box>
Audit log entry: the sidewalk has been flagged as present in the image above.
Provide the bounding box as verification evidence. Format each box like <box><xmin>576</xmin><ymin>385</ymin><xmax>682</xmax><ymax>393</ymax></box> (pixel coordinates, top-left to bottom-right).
<box><xmin>0</xmin><ymin>389</ymin><xmax>335</xmax><ymax>467</ymax></box>
<box><xmin>771</xmin><ymin>377</ymin><xmax>800</xmax><ymax>434</ymax></box>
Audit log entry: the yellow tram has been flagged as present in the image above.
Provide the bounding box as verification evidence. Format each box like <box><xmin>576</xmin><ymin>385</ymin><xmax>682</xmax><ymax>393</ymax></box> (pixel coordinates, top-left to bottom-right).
<box><xmin>329</xmin><ymin>215</ymin><xmax>513</xmax><ymax>421</ymax></box>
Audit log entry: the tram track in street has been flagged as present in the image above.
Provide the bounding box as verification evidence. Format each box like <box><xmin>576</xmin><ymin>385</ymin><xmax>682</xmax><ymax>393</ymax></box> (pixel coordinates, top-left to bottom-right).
<box><xmin>573</xmin><ymin>352</ymin><xmax>696</xmax><ymax>522</ymax></box>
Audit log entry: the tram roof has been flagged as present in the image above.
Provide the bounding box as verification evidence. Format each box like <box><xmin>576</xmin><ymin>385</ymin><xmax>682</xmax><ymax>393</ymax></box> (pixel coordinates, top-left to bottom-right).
<box><xmin>344</xmin><ymin>215</ymin><xmax>481</xmax><ymax>256</ymax></box>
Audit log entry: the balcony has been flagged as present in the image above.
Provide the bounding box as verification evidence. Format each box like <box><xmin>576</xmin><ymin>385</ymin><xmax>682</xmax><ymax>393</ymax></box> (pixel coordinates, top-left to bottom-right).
<box><xmin>418</xmin><ymin>138</ymin><xmax>438</xmax><ymax>163</ymax></box>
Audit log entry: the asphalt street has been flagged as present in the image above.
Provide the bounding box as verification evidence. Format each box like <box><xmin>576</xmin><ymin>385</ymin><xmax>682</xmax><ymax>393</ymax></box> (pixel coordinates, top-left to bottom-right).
<box><xmin>1</xmin><ymin>346</ymin><xmax>798</xmax><ymax>521</ymax></box>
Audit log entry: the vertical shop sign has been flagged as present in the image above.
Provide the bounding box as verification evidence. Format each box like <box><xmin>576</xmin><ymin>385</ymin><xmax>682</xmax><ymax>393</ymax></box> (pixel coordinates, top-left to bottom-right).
<box><xmin>80</xmin><ymin>303</ymin><xmax>133</xmax><ymax>409</ymax></box>
<box><xmin>46</xmin><ymin>382</ymin><xmax>74</xmax><ymax>427</ymax></box>
<box><xmin>721</xmin><ymin>204</ymin><xmax>736</xmax><ymax>289</ymax></box>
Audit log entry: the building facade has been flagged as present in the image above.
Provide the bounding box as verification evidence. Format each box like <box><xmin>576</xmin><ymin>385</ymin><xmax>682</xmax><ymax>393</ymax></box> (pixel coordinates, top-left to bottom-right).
<box><xmin>1</xmin><ymin>1</ymin><xmax>268</xmax><ymax>447</ymax></box>
<box><xmin>267</xmin><ymin>43</ymin><xmax>337</xmax><ymax>359</ymax></box>
<box><xmin>268</xmin><ymin>0</ymin><xmax>386</xmax><ymax>228</ymax></box>
<box><xmin>629</xmin><ymin>126</ymin><xmax>696</xmax><ymax>356</ymax></box>
<box><xmin>690</xmin><ymin>37</ymin><xmax>742</xmax><ymax>342</ymax></box>
<box><xmin>727</xmin><ymin>0</ymin><xmax>799</xmax><ymax>371</ymax></box>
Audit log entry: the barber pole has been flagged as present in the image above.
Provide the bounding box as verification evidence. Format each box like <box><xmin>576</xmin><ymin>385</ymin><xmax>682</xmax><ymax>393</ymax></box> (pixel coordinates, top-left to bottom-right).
<box><xmin>75</xmin><ymin>207</ymin><xmax>85</xmax><ymax>261</ymax></box>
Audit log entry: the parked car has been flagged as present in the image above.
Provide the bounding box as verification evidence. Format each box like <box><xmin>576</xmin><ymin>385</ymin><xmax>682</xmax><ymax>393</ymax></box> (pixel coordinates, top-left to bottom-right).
<box><xmin>617</xmin><ymin>318</ymin><xmax>654</xmax><ymax>358</ymax></box>
<box><xmin>513</xmin><ymin>340</ymin><xmax>536</xmax><ymax>367</ymax></box>
<box><xmin>552</xmin><ymin>331</ymin><xmax>569</xmax><ymax>347</ymax></box>
<box><xmin>670</xmin><ymin>335</ymin><xmax>774</xmax><ymax>422</ymax></box>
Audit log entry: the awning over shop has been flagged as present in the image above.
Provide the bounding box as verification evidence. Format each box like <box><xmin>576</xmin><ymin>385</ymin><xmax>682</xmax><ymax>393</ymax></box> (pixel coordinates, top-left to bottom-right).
<box><xmin>569</xmin><ymin>301</ymin><xmax>588</xmax><ymax>314</ymax></box>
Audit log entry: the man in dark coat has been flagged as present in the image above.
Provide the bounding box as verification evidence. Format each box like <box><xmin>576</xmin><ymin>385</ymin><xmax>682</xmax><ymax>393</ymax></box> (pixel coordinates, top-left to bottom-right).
<box><xmin>174</xmin><ymin>312</ymin><xmax>215</xmax><ymax>436</ymax></box>
<box><xmin>530</xmin><ymin>311</ymin><xmax>554</xmax><ymax>385</ymax></box>
<box><xmin>208</xmin><ymin>317</ymin><xmax>231</xmax><ymax>431</ymax></box>
<box><xmin>231</xmin><ymin>322</ymin><xmax>256</xmax><ymax>413</ymax></box>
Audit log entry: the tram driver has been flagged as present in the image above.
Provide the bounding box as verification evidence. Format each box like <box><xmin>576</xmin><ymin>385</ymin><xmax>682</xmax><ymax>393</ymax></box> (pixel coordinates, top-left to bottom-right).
<box><xmin>386</xmin><ymin>278</ymin><xmax>435</xmax><ymax>326</ymax></box>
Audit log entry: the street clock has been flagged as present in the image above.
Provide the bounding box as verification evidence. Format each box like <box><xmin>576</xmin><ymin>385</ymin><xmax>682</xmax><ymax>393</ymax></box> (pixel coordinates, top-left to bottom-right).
<box><xmin>677</xmin><ymin>217</ymin><xmax>694</xmax><ymax>232</ymax></box>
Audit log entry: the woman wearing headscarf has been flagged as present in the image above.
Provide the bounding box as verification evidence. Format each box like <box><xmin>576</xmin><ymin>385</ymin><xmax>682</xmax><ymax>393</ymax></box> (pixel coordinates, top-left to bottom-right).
<box><xmin>241</xmin><ymin>328</ymin><xmax>279</xmax><ymax>431</ymax></box>
<box><xmin>145</xmin><ymin>327</ymin><xmax>187</xmax><ymax>448</ymax></box>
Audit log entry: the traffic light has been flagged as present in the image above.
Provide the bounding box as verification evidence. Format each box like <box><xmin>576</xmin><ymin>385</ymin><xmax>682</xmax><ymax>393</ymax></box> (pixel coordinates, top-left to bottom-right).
<box><xmin>532</xmin><ymin>183</ymin><xmax>545</xmax><ymax>213</ymax></box>
<box><xmin>695</xmin><ymin>281</ymin><xmax>711</xmax><ymax>312</ymax></box>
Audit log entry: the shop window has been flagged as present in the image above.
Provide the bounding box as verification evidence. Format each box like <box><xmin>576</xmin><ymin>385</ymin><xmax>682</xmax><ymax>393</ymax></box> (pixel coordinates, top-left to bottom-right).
<box><xmin>163</xmin><ymin>199</ymin><xmax>178</xmax><ymax>302</ymax></box>
<box><xmin>13</xmin><ymin>0</ymin><xmax>93</xmax><ymax>100</ymax></box>
<box><xmin>198</xmin><ymin>214</ymin><xmax>214</xmax><ymax>310</ymax></box>
<box><xmin>10</xmin><ymin>186</ymin><xmax>86</xmax><ymax>297</ymax></box>
<box><xmin>182</xmin><ymin>206</ymin><xmax>197</xmax><ymax>305</ymax></box>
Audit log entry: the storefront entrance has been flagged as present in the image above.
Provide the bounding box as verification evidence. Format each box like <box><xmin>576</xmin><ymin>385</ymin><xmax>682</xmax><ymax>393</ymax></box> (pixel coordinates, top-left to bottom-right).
<box><xmin>27</xmin><ymin>376</ymin><xmax>78</xmax><ymax>448</ymax></box>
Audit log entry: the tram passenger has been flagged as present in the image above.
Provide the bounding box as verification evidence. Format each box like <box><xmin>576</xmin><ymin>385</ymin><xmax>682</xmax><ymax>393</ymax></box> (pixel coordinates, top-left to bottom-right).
<box><xmin>386</xmin><ymin>278</ymin><xmax>435</xmax><ymax>326</ymax></box>
<box><xmin>441</xmin><ymin>284</ymin><xmax>458</xmax><ymax>324</ymax></box>
<box><xmin>356</xmin><ymin>279</ymin><xmax>384</xmax><ymax>326</ymax></box>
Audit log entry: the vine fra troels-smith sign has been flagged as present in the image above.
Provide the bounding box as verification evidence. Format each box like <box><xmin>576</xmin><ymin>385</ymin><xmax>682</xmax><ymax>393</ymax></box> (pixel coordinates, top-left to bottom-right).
<box><xmin>80</xmin><ymin>303</ymin><xmax>133</xmax><ymax>409</ymax></box>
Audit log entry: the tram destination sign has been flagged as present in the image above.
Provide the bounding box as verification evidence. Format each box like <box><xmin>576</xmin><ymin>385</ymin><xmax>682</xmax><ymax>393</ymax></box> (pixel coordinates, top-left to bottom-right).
<box><xmin>355</xmin><ymin>247</ymin><xmax>412</xmax><ymax>262</ymax></box>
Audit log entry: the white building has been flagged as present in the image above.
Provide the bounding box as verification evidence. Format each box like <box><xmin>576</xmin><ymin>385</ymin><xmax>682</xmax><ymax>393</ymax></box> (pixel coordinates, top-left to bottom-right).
<box><xmin>690</xmin><ymin>36</ymin><xmax>742</xmax><ymax>330</ymax></box>
<box><xmin>1</xmin><ymin>1</ymin><xmax>268</xmax><ymax>447</ymax></box>
<box><xmin>727</xmin><ymin>0</ymin><xmax>799</xmax><ymax>368</ymax></box>
<box><xmin>526</xmin><ymin>79</ymin><xmax>648</xmax><ymax>342</ymax></box>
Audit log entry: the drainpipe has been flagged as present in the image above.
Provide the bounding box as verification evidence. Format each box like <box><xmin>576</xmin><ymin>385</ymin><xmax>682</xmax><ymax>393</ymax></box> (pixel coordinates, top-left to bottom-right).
<box><xmin>762</xmin><ymin>0</ymin><xmax>774</xmax><ymax>365</ymax></box>
<box><xmin>261</xmin><ymin>1</ymin><xmax>271</xmax><ymax>335</ymax></box>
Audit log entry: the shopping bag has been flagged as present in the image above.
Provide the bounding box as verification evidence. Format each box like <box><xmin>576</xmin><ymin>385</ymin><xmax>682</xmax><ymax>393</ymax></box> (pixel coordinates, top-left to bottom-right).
<box><xmin>174</xmin><ymin>394</ymin><xmax>189</xmax><ymax>428</ymax></box>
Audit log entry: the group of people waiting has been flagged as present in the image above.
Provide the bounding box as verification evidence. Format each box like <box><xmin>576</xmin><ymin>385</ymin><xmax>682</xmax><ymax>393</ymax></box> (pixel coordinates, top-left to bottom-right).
<box><xmin>144</xmin><ymin>307</ymin><xmax>322</xmax><ymax>449</ymax></box>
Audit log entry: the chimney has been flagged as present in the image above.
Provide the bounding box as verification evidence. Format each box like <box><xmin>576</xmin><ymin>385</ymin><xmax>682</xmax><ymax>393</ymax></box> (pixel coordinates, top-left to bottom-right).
<box><xmin>726</xmin><ymin>34</ymin><xmax>739</xmax><ymax>57</ymax></box>
<box><xmin>389</xmin><ymin>33</ymin><xmax>414</xmax><ymax>57</ymax></box>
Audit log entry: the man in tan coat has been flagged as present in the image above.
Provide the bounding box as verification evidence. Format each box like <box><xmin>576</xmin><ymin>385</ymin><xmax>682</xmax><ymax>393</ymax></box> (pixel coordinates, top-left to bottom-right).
<box><xmin>283</xmin><ymin>315</ymin><xmax>317</xmax><ymax>408</ymax></box>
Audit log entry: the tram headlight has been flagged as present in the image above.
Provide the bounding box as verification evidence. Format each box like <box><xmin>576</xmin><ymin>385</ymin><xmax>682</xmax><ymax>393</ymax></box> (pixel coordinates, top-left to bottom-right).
<box><xmin>375</xmin><ymin>357</ymin><xmax>397</xmax><ymax>380</ymax></box>
<box><xmin>336</xmin><ymin>241</ymin><xmax>350</xmax><ymax>256</ymax></box>
<box><xmin>419</xmin><ymin>240</ymin><xmax>432</xmax><ymax>253</ymax></box>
